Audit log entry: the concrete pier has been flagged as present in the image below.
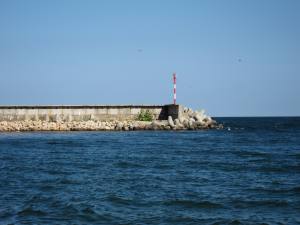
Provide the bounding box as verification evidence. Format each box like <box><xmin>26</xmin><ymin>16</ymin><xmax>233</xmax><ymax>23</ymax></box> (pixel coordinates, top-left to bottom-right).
<box><xmin>0</xmin><ymin>104</ymin><xmax>183</xmax><ymax>122</ymax></box>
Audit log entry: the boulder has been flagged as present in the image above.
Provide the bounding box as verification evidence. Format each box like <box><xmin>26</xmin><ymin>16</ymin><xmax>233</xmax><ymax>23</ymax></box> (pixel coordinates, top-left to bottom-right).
<box><xmin>116</xmin><ymin>122</ymin><xmax>123</xmax><ymax>130</ymax></box>
<box><xmin>194</xmin><ymin>114</ymin><xmax>203</xmax><ymax>122</ymax></box>
<box><xmin>178</xmin><ymin>116</ymin><xmax>185</xmax><ymax>124</ymax></box>
<box><xmin>164</xmin><ymin>125</ymin><xmax>171</xmax><ymax>130</ymax></box>
<box><xmin>189</xmin><ymin>118</ymin><xmax>196</xmax><ymax>123</ymax></box>
<box><xmin>174</xmin><ymin>119</ymin><xmax>180</xmax><ymax>125</ymax></box>
<box><xmin>176</xmin><ymin>123</ymin><xmax>184</xmax><ymax>129</ymax></box>
<box><xmin>150</xmin><ymin>121</ymin><xmax>160</xmax><ymax>130</ymax></box>
<box><xmin>168</xmin><ymin>116</ymin><xmax>175</xmax><ymax>127</ymax></box>
<box><xmin>188</xmin><ymin>120</ymin><xmax>195</xmax><ymax>130</ymax></box>
<box><xmin>129</xmin><ymin>124</ymin><xmax>134</xmax><ymax>130</ymax></box>
<box><xmin>182</xmin><ymin>119</ymin><xmax>189</xmax><ymax>128</ymax></box>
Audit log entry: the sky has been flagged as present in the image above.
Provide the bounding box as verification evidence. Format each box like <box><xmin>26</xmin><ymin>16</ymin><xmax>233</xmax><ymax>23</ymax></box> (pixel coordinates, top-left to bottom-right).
<box><xmin>0</xmin><ymin>0</ymin><xmax>299</xmax><ymax>116</ymax></box>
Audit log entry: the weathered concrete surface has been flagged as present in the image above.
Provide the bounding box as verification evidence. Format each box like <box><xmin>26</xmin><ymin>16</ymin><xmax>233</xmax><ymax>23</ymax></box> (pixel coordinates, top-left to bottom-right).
<box><xmin>0</xmin><ymin>105</ymin><xmax>181</xmax><ymax>122</ymax></box>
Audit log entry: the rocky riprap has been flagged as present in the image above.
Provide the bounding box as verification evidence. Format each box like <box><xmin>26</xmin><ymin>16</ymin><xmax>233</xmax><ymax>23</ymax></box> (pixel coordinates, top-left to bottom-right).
<box><xmin>0</xmin><ymin>107</ymin><xmax>222</xmax><ymax>132</ymax></box>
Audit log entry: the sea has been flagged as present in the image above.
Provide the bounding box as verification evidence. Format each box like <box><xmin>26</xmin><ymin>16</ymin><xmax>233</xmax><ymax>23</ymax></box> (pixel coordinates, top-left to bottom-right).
<box><xmin>0</xmin><ymin>117</ymin><xmax>299</xmax><ymax>225</ymax></box>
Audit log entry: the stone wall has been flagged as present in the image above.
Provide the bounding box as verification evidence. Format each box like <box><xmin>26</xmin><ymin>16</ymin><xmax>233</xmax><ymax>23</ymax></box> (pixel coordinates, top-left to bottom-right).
<box><xmin>0</xmin><ymin>105</ymin><xmax>183</xmax><ymax>122</ymax></box>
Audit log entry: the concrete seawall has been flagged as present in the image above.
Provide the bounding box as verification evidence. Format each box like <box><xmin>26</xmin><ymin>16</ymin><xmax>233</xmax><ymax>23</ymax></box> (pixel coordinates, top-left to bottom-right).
<box><xmin>0</xmin><ymin>105</ymin><xmax>182</xmax><ymax>122</ymax></box>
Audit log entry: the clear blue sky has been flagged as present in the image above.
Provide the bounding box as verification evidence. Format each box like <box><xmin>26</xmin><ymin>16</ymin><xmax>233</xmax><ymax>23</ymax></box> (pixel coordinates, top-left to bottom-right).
<box><xmin>0</xmin><ymin>0</ymin><xmax>299</xmax><ymax>116</ymax></box>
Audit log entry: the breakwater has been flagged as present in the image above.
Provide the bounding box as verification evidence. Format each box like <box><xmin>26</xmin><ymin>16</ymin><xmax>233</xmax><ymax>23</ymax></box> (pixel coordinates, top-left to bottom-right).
<box><xmin>0</xmin><ymin>105</ymin><xmax>180</xmax><ymax>122</ymax></box>
<box><xmin>0</xmin><ymin>105</ymin><xmax>222</xmax><ymax>131</ymax></box>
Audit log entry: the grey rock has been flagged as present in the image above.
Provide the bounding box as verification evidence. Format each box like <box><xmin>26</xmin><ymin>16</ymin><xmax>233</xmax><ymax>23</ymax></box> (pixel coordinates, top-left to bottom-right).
<box><xmin>176</xmin><ymin>123</ymin><xmax>184</xmax><ymax>129</ymax></box>
<box><xmin>150</xmin><ymin>121</ymin><xmax>160</xmax><ymax>130</ymax></box>
<box><xmin>178</xmin><ymin>116</ymin><xmax>185</xmax><ymax>124</ymax></box>
<box><xmin>168</xmin><ymin>116</ymin><xmax>175</xmax><ymax>127</ymax></box>
<box><xmin>164</xmin><ymin>125</ymin><xmax>171</xmax><ymax>130</ymax></box>
<box><xmin>182</xmin><ymin>119</ymin><xmax>189</xmax><ymax>127</ymax></box>
<box><xmin>188</xmin><ymin>120</ymin><xmax>195</xmax><ymax>130</ymax></box>
<box><xmin>116</xmin><ymin>122</ymin><xmax>123</xmax><ymax>130</ymax></box>
<box><xmin>189</xmin><ymin>118</ymin><xmax>196</xmax><ymax>123</ymax></box>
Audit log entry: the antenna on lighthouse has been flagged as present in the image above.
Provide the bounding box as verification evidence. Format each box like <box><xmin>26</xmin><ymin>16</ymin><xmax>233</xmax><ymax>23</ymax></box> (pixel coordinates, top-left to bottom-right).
<box><xmin>173</xmin><ymin>73</ymin><xmax>176</xmax><ymax>105</ymax></box>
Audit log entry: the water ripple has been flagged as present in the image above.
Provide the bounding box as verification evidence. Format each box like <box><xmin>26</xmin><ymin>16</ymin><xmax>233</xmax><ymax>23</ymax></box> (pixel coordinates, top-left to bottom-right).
<box><xmin>0</xmin><ymin>117</ymin><xmax>299</xmax><ymax>224</ymax></box>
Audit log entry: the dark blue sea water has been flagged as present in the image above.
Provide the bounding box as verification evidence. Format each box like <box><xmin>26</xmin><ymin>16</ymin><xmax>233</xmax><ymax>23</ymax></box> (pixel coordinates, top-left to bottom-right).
<box><xmin>0</xmin><ymin>117</ymin><xmax>300</xmax><ymax>225</ymax></box>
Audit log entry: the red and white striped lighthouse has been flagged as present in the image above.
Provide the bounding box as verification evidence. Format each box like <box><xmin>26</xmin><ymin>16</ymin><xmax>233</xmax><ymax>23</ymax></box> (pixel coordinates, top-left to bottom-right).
<box><xmin>173</xmin><ymin>73</ymin><xmax>176</xmax><ymax>105</ymax></box>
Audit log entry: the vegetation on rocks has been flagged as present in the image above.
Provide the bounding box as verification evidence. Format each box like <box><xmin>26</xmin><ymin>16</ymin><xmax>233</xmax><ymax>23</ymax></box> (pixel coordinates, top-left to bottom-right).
<box><xmin>137</xmin><ymin>109</ymin><xmax>153</xmax><ymax>121</ymax></box>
